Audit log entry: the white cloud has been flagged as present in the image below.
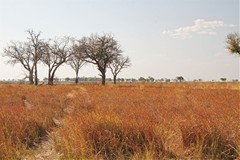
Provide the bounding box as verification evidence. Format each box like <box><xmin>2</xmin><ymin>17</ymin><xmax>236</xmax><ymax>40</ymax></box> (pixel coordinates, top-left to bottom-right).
<box><xmin>162</xmin><ymin>19</ymin><xmax>235</xmax><ymax>39</ymax></box>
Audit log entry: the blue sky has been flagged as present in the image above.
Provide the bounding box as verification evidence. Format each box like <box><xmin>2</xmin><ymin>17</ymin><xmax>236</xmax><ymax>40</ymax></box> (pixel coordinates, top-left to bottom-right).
<box><xmin>0</xmin><ymin>0</ymin><xmax>239</xmax><ymax>81</ymax></box>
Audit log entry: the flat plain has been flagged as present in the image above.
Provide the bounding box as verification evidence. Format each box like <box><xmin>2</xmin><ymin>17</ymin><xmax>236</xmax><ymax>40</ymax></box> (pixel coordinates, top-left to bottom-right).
<box><xmin>0</xmin><ymin>82</ymin><xmax>239</xmax><ymax>159</ymax></box>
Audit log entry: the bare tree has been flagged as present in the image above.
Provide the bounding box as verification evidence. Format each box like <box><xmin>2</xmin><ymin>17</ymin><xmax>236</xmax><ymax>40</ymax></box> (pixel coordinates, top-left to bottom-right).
<box><xmin>3</xmin><ymin>29</ymin><xmax>43</xmax><ymax>85</ymax></box>
<box><xmin>81</xmin><ymin>33</ymin><xmax>122</xmax><ymax>85</ymax></box>
<box><xmin>227</xmin><ymin>33</ymin><xmax>240</xmax><ymax>55</ymax></box>
<box><xmin>26</xmin><ymin>29</ymin><xmax>44</xmax><ymax>85</ymax></box>
<box><xmin>42</xmin><ymin>37</ymin><xmax>72</xmax><ymax>85</ymax></box>
<box><xmin>68</xmin><ymin>43</ymin><xmax>86</xmax><ymax>84</ymax></box>
<box><xmin>108</xmin><ymin>55</ymin><xmax>131</xmax><ymax>84</ymax></box>
<box><xmin>3</xmin><ymin>41</ymin><xmax>35</xmax><ymax>84</ymax></box>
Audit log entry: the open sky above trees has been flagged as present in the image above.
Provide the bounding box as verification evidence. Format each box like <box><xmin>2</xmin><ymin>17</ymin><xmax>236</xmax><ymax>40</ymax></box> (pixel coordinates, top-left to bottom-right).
<box><xmin>0</xmin><ymin>0</ymin><xmax>239</xmax><ymax>81</ymax></box>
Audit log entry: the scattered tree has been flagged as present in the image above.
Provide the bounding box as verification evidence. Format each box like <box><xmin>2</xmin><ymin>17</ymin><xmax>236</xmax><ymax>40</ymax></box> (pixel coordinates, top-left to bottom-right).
<box><xmin>26</xmin><ymin>29</ymin><xmax>44</xmax><ymax>85</ymax></box>
<box><xmin>65</xmin><ymin>77</ymin><xmax>71</xmax><ymax>82</ymax></box>
<box><xmin>41</xmin><ymin>37</ymin><xmax>73</xmax><ymax>85</ymax></box>
<box><xmin>43</xmin><ymin>77</ymin><xmax>48</xmax><ymax>81</ymax></box>
<box><xmin>220</xmin><ymin>78</ymin><xmax>227</xmax><ymax>82</ymax></box>
<box><xmin>176</xmin><ymin>76</ymin><xmax>184</xmax><ymax>82</ymax></box>
<box><xmin>3</xmin><ymin>31</ymin><xmax>131</xmax><ymax>85</ymax></box>
<box><xmin>81</xmin><ymin>34</ymin><xmax>122</xmax><ymax>85</ymax></box>
<box><xmin>227</xmin><ymin>33</ymin><xmax>240</xmax><ymax>55</ymax></box>
<box><xmin>139</xmin><ymin>77</ymin><xmax>146</xmax><ymax>82</ymax></box>
<box><xmin>3</xmin><ymin>29</ymin><xmax>44</xmax><ymax>85</ymax></box>
<box><xmin>165</xmin><ymin>79</ymin><xmax>171</xmax><ymax>82</ymax></box>
<box><xmin>108</xmin><ymin>55</ymin><xmax>131</xmax><ymax>84</ymax></box>
<box><xmin>68</xmin><ymin>42</ymin><xmax>86</xmax><ymax>84</ymax></box>
<box><xmin>147</xmin><ymin>76</ymin><xmax>155</xmax><ymax>82</ymax></box>
<box><xmin>3</xmin><ymin>41</ymin><xmax>35</xmax><ymax>84</ymax></box>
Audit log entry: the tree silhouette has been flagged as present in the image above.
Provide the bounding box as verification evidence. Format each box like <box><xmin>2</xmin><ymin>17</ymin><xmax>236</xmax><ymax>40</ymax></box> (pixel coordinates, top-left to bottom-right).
<box><xmin>220</xmin><ymin>78</ymin><xmax>227</xmax><ymax>82</ymax></box>
<box><xmin>81</xmin><ymin>34</ymin><xmax>122</xmax><ymax>85</ymax></box>
<box><xmin>26</xmin><ymin>29</ymin><xmax>44</xmax><ymax>85</ymax></box>
<box><xmin>41</xmin><ymin>37</ymin><xmax>73</xmax><ymax>85</ymax></box>
<box><xmin>3</xmin><ymin>41</ymin><xmax>35</xmax><ymax>84</ymax></box>
<box><xmin>108</xmin><ymin>55</ymin><xmax>131</xmax><ymax>84</ymax></box>
<box><xmin>68</xmin><ymin>43</ymin><xmax>86</xmax><ymax>84</ymax></box>
<box><xmin>3</xmin><ymin>29</ymin><xmax>44</xmax><ymax>85</ymax></box>
<box><xmin>176</xmin><ymin>76</ymin><xmax>184</xmax><ymax>82</ymax></box>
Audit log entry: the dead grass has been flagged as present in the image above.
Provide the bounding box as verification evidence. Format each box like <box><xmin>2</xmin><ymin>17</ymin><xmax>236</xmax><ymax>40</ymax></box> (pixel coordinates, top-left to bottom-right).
<box><xmin>0</xmin><ymin>84</ymin><xmax>68</xmax><ymax>159</ymax></box>
<box><xmin>0</xmin><ymin>83</ymin><xmax>239</xmax><ymax>159</ymax></box>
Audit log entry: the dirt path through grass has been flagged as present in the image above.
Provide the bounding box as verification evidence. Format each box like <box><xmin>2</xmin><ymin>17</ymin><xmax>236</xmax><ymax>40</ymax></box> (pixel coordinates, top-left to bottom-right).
<box><xmin>24</xmin><ymin>132</ymin><xmax>61</xmax><ymax>160</ymax></box>
<box><xmin>23</xmin><ymin>88</ymin><xmax>84</xmax><ymax>160</ymax></box>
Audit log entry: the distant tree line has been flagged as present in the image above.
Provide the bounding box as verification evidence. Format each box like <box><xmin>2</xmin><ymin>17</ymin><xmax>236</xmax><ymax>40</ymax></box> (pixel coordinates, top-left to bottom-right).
<box><xmin>2</xmin><ymin>30</ymin><xmax>131</xmax><ymax>85</ymax></box>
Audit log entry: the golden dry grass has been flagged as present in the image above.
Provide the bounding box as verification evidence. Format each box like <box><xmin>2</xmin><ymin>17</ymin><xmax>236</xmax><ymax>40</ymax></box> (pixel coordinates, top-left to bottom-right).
<box><xmin>0</xmin><ymin>82</ymin><xmax>239</xmax><ymax>159</ymax></box>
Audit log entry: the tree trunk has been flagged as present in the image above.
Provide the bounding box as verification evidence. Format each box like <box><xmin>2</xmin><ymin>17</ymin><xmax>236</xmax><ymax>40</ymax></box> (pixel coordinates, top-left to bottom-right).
<box><xmin>34</xmin><ymin>63</ymin><xmax>38</xmax><ymax>85</ymax></box>
<box><xmin>113</xmin><ymin>75</ymin><xmax>117</xmax><ymax>84</ymax></box>
<box><xmin>101</xmin><ymin>72</ymin><xmax>106</xmax><ymax>85</ymax></box>
<box><xmin>29</xmin><ymin>71</ymin><xmax>34</xmax><ymax>85</ymax></box>
<box><xmin>48</xmin><ymin>77</ymin><xmax>54</xmax><ymax>85</ymax></box>
<box><xmin>75</xmin><ymin>71</ymin><xmax>79</xmax><ymax>84</ymax></box>
<box><xmin>48</xmin><ymin>66</ymin><xmax>59</xmax><ymax>85</ymax></box>
<box><xmin>47</xmin><ymin>70</ymin><xmax>53</xmax><ymax>85</ymax></box>
<box><xmin>99</xmin><ymin>66</ymin><xmax>106</xmax><ymax>86</ymax></box>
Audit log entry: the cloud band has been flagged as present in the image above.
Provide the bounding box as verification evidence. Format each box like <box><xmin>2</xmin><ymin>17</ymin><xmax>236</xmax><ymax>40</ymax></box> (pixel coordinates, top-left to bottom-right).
<box><xmin>162</xmin><ymin>19</ymin><xmax>235</xmax><ymax>39</ymax></box>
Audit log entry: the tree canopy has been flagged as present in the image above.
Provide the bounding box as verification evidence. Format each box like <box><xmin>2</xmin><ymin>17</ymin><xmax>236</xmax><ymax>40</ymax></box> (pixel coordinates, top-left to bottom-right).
<box><xmin>227</xmin><ymin>33</ymin><xmax>240</xmax><ymax>56</ymax></box>
<box><xmin>80</xmin><ymin>33</ymin><xmax>122</xmax><ymax>85</ymax></box>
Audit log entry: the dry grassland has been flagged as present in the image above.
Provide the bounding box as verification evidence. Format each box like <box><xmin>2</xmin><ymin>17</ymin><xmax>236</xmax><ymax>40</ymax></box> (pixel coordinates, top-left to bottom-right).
<box><xmin>0</xmin><ymin>82</ymin><xmax>239</xmax><ymax>159</ymax></box>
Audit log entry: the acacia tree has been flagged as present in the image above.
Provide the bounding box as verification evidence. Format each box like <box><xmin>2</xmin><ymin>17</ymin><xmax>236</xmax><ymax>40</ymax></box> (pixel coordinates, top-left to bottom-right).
<box><xmin>68</xmin><ymin>43</ymin><xmax>86</xmax><ymax>84</ymax></box>
<box><xmin>42</xmin><ymin>37</ymin><xmax>72</xmax><ymax>85</ymax></box>
<box><xmin>26</xmin><ymin>29</ymin><xmax>44</xmax><ymax>85</ymax></box>
<box><xmin>227</xmin><ymin>33</ymin><xmax>240</xmax><ymax>55</ymax></box>
<box><xmin>108</xmin><ymin>55</ymin><xmax>130</xmax><ymax>84</ymax></box>
<box><xmin>81</xmin><ymin>34</ymin><xmax>122</xmax><ymax>85</ymax></box>
<box><xmin>220</xmin><ymin>78</ymin><xmax>227</xmax><ymax>82</ymax></box>
<box><xmin>176</xmin><ymin>76</ymin><xmax>184</xmax><ymax>82</ymax></box>
<box><xmin>3</xmin><ymin>41</ymin><xmax>35</xmax><ymax>84</ymax></box>
<box><xmin>3</xmin><ymin>29</ymin><xmax>43</xmax><ymax>85</ymax></box>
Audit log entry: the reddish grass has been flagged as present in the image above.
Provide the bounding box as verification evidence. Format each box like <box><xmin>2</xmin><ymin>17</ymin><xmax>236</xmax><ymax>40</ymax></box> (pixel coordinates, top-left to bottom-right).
<box><xmin>0</xmin><ymin>83</ymin><xmax>239</xmax><ymax>159</ymax></box>
<box><xmin>52</xmin><ymin>83</ymin><xmax>239</xmax><ymax>159</ymax></box>
<box><xmin>0</xmin><ymin>85</ymin><xmax>68</xmax><ymax>159</ymax></box>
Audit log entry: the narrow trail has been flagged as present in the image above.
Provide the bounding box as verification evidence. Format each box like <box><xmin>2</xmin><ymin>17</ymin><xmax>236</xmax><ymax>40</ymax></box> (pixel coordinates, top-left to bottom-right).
<box><xmin>23</xmin><ymin>87</ymin><xmax>89</xmax><ymax>160</ymax></box>
<box><xmin>23</xmin><ymin>132</ymin><xmax>61</xmax><ymax>160</ymax></box>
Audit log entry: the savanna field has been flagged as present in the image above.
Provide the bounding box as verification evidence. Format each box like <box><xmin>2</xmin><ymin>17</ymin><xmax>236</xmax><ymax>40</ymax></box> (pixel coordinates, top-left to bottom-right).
<box><xmin>0</xmin><ymin>83</ymin><xmax>239</xmax><ymax>160</ymax></box>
